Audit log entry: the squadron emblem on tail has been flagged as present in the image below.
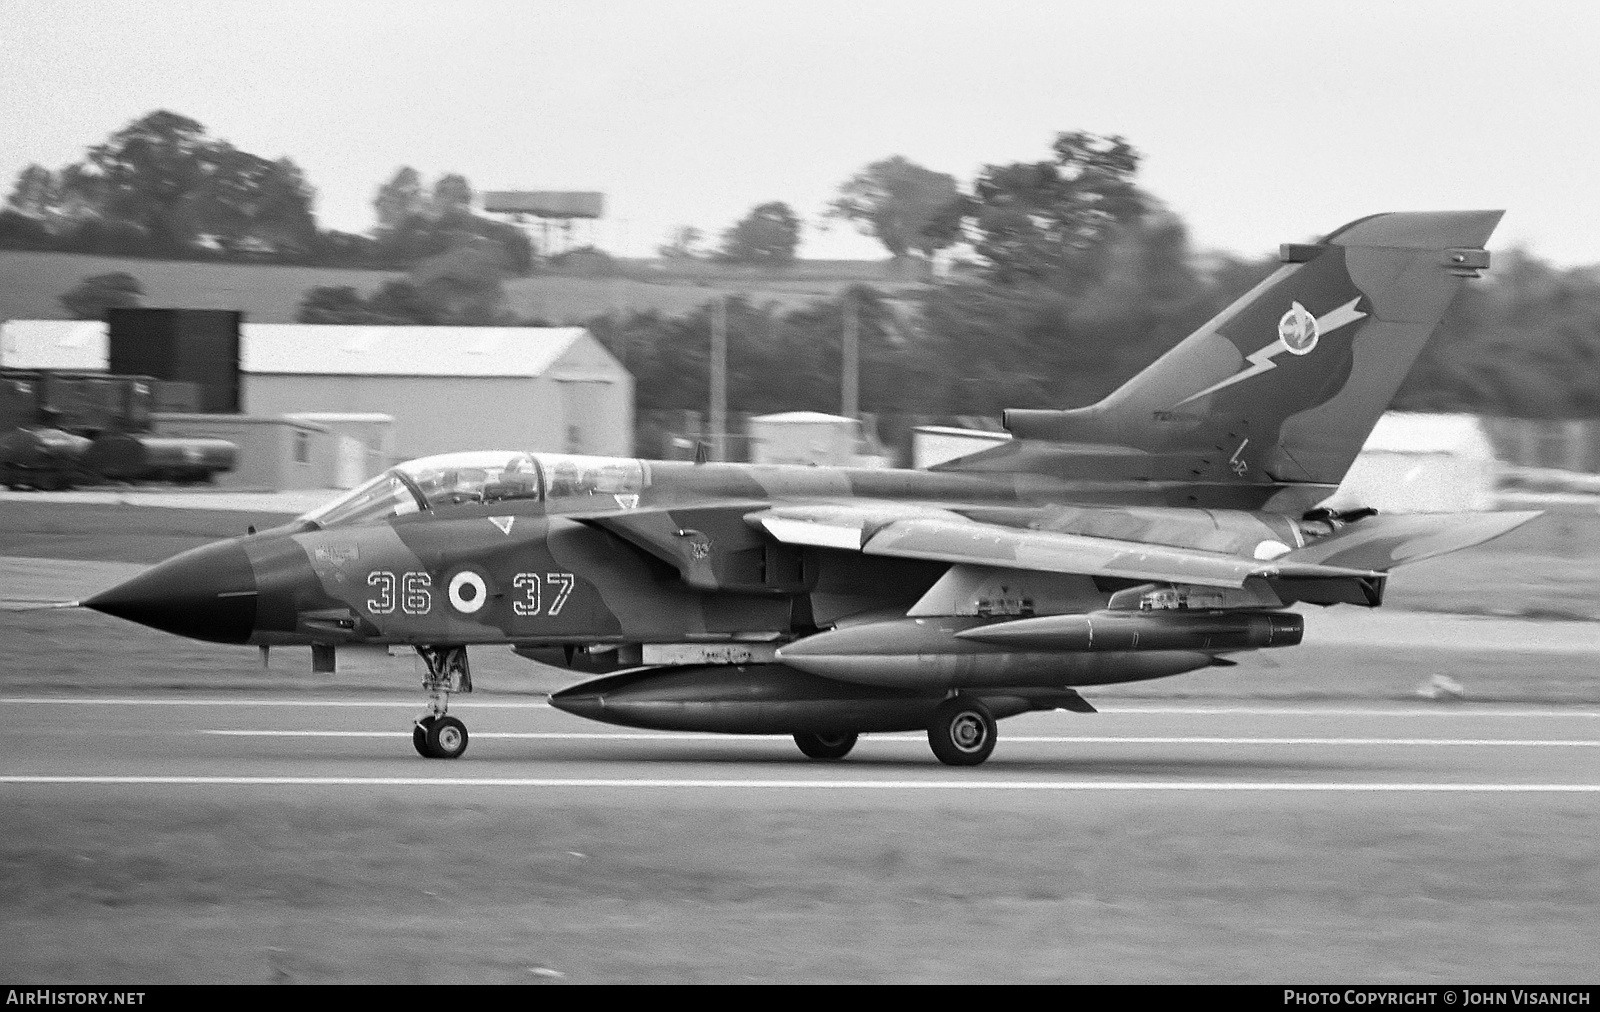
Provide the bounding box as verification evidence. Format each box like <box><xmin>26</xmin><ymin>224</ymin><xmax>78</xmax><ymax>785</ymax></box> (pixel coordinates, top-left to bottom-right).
<box><xmin>1176</xmin><ymin>297</ymin><xmax>1367</xmax><ymax>405</ymax></box>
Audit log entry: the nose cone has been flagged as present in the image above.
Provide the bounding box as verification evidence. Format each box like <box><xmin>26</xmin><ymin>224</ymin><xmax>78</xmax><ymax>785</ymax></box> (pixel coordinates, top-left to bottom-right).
<box><xmin>547</xmin><ymin>687</ymin><xmax>603</xmax><ymax>722</ymax></box>
<box><xmin>84</xmin><ymin>539</ymin><xmax>258</xmax><ymax>644</ymax></box>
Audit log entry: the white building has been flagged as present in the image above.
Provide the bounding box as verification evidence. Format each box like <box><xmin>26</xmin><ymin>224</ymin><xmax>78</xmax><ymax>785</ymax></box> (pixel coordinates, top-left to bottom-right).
<box><xmin>1325</xmin><ymin>412</ymin><xmax>1498</xmax><ymax>513</ymax></box>
<box><xmin>0</xmin><ymin>320</ymin><xmax>634</xmax><ymax>461</ymax></box>
<box><xmin>241</xmin><ymin>325</ymin><xmax>632</xmax><ymax>460</ymax></box>
<box><xmin>747</xmin><ymin>411</ymin><xmax>891</xmax><ymax>467</ymax></box>
<box><xmin>0</xmin><ymin>320</ymin><xmax>108</xmax><ymax>371</ymax></box>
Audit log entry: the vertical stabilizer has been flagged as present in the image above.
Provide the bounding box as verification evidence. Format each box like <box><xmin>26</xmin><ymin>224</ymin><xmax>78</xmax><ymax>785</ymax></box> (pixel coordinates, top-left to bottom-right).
<box><xmin>982</xmin><ymin>211</ymin><xmax>1501</xmax><ymax>491</ymax></box>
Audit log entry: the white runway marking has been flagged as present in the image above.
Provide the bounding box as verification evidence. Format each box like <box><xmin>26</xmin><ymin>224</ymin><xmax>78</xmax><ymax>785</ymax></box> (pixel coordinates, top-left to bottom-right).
<box><xmin>7</xmin><ymin>697</ymin><xmax>1600</xmax><ymax>718</ymax></box>
<box><xmin>0</xmin><ymin>697</ymin><xmax>551</xmax><ymax>708</ymax></box>
<box><xmin>1004</xmin><ymin>736</ymin><xmax>1600</xmax><ymax>747</ymax></box>
<box><xmin>1095</xmin><ymin>706</ymin><xmax>1600</xmax><ymax>718</ymax></box>
<box><xmin>2</xmin><ymin>775</ymin><xmax>1598</xmax><ymax>792</ymax></box>
<box><xmin>199</xmin><ymin>730</ymin><xmax>1600</xmax><ymax>747</ymax></box>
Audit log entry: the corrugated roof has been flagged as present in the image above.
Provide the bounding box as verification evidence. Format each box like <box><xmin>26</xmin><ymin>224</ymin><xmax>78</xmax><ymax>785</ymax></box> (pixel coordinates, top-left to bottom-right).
<box><xmin>241</xmin><ymin>325</ymin><xmax>591</xmax><ymax>377</ymax></box>
<box><xmin>0</xmin><ymin>320</ymin><xmax>109</xmax><ymax>371</ymax></box>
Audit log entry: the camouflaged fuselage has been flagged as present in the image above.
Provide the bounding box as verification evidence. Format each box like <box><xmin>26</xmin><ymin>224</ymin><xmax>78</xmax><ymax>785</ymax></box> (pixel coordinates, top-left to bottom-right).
<box><xmin>235</xmin><ymin>459</ymin><xmax>1314</xmax><ymax>649</ymax></box>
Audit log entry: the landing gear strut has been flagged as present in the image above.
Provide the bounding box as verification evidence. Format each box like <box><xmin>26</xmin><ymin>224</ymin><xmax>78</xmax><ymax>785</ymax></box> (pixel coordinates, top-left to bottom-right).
<box><xmin>413</xmin><ymin>645</ymin><xmax>471</xmax><ymax>759</ymax></box>
<box><xmin>928</xmin><ymin>696</ymin><xmax>996</xmax><ymax>766</ymax></box>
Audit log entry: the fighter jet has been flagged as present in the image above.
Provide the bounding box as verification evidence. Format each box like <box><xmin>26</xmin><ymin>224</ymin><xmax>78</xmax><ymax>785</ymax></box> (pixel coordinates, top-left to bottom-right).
<box><xmin>82</xmin><ymin>210</ymin><xmax>1534</xmax><ymax>765</ymax></box>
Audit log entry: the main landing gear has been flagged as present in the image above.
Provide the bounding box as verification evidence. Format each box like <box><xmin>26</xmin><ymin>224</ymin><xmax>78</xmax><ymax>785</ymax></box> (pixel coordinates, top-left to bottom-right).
<box><xmin>927</xmin><ymin>696</ymin><xmax>997</xmax><ymax>767</ymax></box>
<box><xmin>413</xmin><ymin>645</ymin><xmax>472</xmax><ymax>759</ymax></box>
<box><xmin>787</xmin><ymin>696</ymin><xmax>1001</xmax><ymax>766</ymax></box>
<box><xmin>793</xmin><ymin>731</ymin><xmax>859</xmax><ymax>760</ymax></box>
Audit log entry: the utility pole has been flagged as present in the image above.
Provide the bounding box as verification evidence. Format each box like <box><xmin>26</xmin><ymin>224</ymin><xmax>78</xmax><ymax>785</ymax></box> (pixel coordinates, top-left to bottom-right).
<box><xmin>841</xmin><ymin>289</ymin><xmax>859</xmax><ymax>419</ymax></box>
<box><xmin>710</xmin><ymin>296</ymin><xmax>727</xmax><ymax>462</ymax></box>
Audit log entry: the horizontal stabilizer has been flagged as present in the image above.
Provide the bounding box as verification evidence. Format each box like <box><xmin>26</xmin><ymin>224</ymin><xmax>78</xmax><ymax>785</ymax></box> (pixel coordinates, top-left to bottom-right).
<box><xmin>1283</xmin><ymin>511</ymin><xmax>1540</xmax><ymax>572</ymax></box>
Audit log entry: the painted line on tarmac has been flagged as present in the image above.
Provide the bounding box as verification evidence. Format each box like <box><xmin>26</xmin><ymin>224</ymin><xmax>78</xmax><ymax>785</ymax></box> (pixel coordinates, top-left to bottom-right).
<box><xmin>1095</xmin><ymin>706</ymin><xmax>1600</xmax><ymax>718</ymax></box>
<box><xmin>0</xmin><ymin>697</ymin><xmax>551</xmax><ymax>708</ymax></box>
<box><xmin>199</xmin><ymin>730</ymin><xmax>1600</xmax><ymax>747</ymax></box>
<box><xmin>2</xmin><ymin>775</ymin><xmax>1599</xmax><ymax>793</ymax></box>
<box><xmin>9</xmin><ymin>697</ymin><xmax>1600</xmax><ymax>718</ymax></box>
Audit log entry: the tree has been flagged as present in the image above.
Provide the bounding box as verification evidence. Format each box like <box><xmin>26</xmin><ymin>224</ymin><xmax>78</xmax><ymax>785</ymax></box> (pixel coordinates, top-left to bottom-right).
<box><xmin>59</xmin><ymin>272</ymin><xmax>145</xmax><ymax>320</ymax></box>
<box><xmin>826</xmin><ymin>155</ymin><xmax>962</xmax><ymax>260</ymax></box>
<box><xmin>296</xmin><ymin>234</ymin><xmax>514</xmax><ymax>325</ymax></box>
<box><xmin>410</xmin><ymin>241</ymin><xmax>509</xmax><ymax>324</ymax></box>
<box><xmin>718</xmin><ymin>202</ymin><xmax>801</xmax><ymax>265</ymax></box>
<box><xmin>430</xmin><ymin>173</ymin><xmax>473</xmax><ymax>218</ymax></box>
<box><xmin>198</xmin><ymin>148</ymin><xmax>318</xmax><ymax>257</ymax></box>
<box><xmin>1</xmin><ymin>110</ymin><xmax>331</xmax><ymax>259</ymax></box>
<box><xmin>657</xmin><ymin>225</ymin><xmax>706</xmax><ymax>259</ymax></box>
<box><xmin>373</xmin><ymin>167</ymin><xmax>425</xmax><ymax>230</ymax></box>
<box><xmin>252</xmin><ymin>157</ymin><xmax>319</xmax><ymax>256</ymax></box>
<box><xmin>1394</xmin><ymin>248</ymin><xmax>1600</xmax><ymax>419</ymax></box>
<box><xmin>84</xmin><ymin>110</ymin><xmax>215</xmax><ymax>250</ymax></box>
<box><xmin>5</xmin><ymin>164</ymin><xmax>57</xmax><ymax>219</ymax></box>
<box><xmin>963</xmin><ymin>131</ymin><xmax>1146</xmax><ymax>285</ymax></box>
<box><xmin>297</xmin><ymin>286</ymin><xmax>376</xmax><ymax>324</ymax></box>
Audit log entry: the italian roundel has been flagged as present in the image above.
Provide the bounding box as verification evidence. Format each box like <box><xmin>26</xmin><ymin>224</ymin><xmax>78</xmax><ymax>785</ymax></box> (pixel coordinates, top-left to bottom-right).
<box><xmin>444</xmin><ymin>565</ymin><xmax>497</xmax><ymax>615</ymax></box>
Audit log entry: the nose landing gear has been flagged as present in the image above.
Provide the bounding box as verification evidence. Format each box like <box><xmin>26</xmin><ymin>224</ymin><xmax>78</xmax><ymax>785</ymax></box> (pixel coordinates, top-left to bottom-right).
<box><xmin>413</xmin><ymin>645</ymin><xmax>472</xmax><ymax>759</ymax></box>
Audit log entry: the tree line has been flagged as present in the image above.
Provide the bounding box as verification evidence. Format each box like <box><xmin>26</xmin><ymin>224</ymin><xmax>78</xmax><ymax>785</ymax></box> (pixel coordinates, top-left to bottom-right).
<box><xmin>19</xmin><ymin>113</ymin><xmax>1600</xmax><ymax>421</ymax></box>
<box><xmin>592</xmin><ymin>132</ymin><xmax>1600</xmax><ymax>424</ymax></box>
<box><xmin>1</xmin><ymin>110</ymin><xmax>533</xmax><ymax>272</ymax></box>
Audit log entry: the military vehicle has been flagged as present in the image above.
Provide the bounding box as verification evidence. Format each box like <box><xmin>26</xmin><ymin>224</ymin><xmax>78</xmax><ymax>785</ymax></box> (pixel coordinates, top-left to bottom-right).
<box><xmin>82</xmin><ymin>210</ymin><xmax>1533</xmax><ymax>765</ymax></box>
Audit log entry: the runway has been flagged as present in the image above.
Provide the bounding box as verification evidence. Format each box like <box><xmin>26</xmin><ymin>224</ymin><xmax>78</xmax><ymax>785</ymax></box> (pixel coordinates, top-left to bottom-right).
<box><xmin>5</xmin><ymin>695</ymin><xmax>1597</xmax><ymax>796</ymax></box>
<box><xmin>7</xmin><ymin>692</ymin><xmax>1599</xmax><ymax>982</ymax></box>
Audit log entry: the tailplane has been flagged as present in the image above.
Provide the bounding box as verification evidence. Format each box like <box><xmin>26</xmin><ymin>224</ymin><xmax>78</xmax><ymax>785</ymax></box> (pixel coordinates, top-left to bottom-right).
<box><xmin>945</xmin><ymin>210</ymin><xmax>1502</xmax><ymax>507</ymax></box>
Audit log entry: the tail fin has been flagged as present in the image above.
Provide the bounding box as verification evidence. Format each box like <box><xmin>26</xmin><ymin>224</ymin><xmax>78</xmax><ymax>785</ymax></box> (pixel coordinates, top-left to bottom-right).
<box><xmin>965</xmin><ymin>211</ymin><xmax>1502</xmax><ymax>502</ymax></box>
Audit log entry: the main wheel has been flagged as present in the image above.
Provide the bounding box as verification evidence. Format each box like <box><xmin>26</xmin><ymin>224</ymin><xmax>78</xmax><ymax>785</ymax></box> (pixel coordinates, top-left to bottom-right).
<box><xmin>928</xmin><ymin>697</ymin><xmax>996</xmax><ymax>766</ymax></box>
<box><xmin>793</xmin><ymin>731</ymin><xmax>859</xmax><ymax>760</ymax></box>
<box><xmin>413</xmin><ymin>716</ymin><xmax>438</xmax><ymax>757</ymax></box>
<box><xmin>424</xmin><ymin>715</ymin><xmax>469</xmax><ymax>759</ymax></box>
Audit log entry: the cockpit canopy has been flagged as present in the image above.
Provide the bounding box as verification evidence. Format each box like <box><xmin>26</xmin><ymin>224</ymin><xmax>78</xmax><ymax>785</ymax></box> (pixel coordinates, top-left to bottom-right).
<box><xmin>301</xmin><ymin>451</ymin><xmax>648</xmax><ymax>529</ymax></box>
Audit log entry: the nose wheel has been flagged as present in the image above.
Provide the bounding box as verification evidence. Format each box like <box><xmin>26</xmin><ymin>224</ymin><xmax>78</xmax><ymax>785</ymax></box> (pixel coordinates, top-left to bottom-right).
<box><xmin>413</xmin><ymin>645</ymin><xmax>472</xmax><ymax>759</ymax></box>
<box><xmin>413</xmin><ymin>714</ymin><xmax>469</xmax><ymax>759</ymax></box>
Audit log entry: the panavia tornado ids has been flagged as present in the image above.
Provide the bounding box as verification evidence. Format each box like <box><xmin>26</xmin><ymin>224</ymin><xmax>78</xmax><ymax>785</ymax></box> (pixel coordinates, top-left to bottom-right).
<box><xmin>82</xmin><ymin>210</ymin><xmax>1533</xmax><ymax>765</ymax></box>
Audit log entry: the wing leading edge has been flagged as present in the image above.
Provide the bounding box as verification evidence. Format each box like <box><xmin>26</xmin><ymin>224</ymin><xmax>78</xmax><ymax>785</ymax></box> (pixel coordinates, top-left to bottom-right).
<box><xmin>746</xmin><ymin>504</ymin><xmax>1380</xmax><ymax>589</ymax></box>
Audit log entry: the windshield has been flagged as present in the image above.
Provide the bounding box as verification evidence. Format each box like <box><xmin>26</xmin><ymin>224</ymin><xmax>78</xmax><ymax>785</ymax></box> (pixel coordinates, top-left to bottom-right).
<box><xmin>302</xmin><ymin>451</ymin><xmax>543</xmax><ymax>528</ymax></box>
<box><xmin>300</xmin><ymin>472</ymin><xmax>423</xmax><ymax>528</ymax></box>
<box><xmin>301</xmin><ymin>450</ymin><xmax>648</xmax><ymax>528</ymax></box>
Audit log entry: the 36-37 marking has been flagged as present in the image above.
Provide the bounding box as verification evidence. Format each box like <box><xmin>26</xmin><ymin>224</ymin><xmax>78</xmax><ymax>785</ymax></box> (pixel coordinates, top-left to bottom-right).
<box><xmin>367</xmin><ymin>570</ymin><xmax>573</xmax><ymax>617</ymax></box>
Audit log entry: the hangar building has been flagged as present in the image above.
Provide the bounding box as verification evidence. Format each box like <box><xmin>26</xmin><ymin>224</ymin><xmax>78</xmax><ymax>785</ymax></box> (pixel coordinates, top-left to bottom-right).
<box><xmin>1</xmin><ymin>320</ymin><xmax>634</xmax><ymax>462</ymax></box>
<box><xmin>240</xmin><ymin>325</ymin><xmax>632</xmax><ymax>460</ymax></box>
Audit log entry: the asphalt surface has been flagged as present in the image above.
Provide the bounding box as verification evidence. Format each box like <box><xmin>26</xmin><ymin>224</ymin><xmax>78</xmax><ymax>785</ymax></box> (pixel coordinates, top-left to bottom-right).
<box><xmin>5</xmin><ymin>696</ymin><xmax>1597</xmax><ymax>803</ymax></box>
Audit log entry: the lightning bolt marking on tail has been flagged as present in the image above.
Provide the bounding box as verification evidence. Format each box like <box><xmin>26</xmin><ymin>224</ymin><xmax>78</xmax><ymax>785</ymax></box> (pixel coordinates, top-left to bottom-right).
<box><xmin>1175</xmin><ymin>298</ymin><xmax>1367</xmax><ymax>406</ymax></box>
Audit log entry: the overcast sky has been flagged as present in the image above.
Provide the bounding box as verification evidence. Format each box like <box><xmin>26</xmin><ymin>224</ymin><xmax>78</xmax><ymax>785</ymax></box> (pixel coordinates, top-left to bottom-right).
<box><xmin>3</xmin><ymin>0</ymin><xmax>1598</xmax><ymax>264</ymax></box>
